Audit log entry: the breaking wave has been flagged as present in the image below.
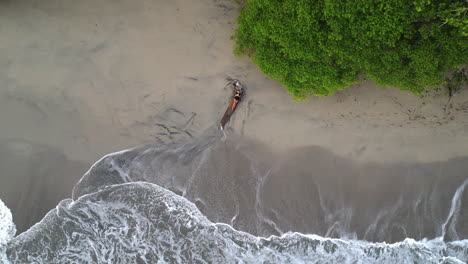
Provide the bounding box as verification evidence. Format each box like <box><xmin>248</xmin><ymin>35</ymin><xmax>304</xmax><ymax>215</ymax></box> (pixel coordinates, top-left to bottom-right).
<box><xmin>3</xmin><ymin>129</ymin><xmax>468</xmax><ymax>263</ymax></box>
<box><xmin>72</xmin><ymin>128</ymin><xmax>468</xmax><ymax>242</ymax></box>
<box><xmin>0</xmin><ymin>199</ymin><xmax>15</xmax><ymax>264</ymax></box>
<box><xmin>5</xmin><ymin>182</ymin><xmax>468</xmax><ymax>263</ymax></box>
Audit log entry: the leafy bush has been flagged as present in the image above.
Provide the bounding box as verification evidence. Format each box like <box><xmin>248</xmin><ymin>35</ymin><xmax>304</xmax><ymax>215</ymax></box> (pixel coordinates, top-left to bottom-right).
<box><xmin>234</xmin><ymin>0</ymin><xmax>467</xmax><ymax>98</ymax></box>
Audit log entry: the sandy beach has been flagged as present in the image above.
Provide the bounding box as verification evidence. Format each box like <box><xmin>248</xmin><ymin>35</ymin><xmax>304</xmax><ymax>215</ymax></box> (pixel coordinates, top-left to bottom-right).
<box><xmin>1</xmin><ymin>0</ymin><xmax>467</xmax><ymax>234</ymax></box>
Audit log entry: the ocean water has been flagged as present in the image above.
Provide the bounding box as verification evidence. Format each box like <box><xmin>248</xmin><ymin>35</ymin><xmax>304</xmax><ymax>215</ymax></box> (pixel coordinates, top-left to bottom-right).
<box><xmin>3</xmin><ymin>182</ymin><xmax>467</xmax><ymax>263</ymax></box>
<box><xmin>0</xmin><ymin>199</ymin><xmax>15</xmax><ymax>263</ymax></box>
<box><xmin>2</xmin><ymin>128</ymin><xmax>468</xmax><ymax>263</ymax></box>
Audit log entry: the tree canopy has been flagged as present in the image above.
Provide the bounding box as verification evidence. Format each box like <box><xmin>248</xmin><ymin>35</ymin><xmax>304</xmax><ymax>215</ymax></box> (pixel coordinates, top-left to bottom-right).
<box><xmin>234</xmin><ymin>0</ymin><xmax>468</xmax><ymax>98</ymax></box>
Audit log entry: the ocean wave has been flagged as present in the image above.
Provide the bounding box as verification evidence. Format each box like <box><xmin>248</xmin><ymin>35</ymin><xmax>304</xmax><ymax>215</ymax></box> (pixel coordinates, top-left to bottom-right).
<box><xmin>72</xmin><ymin>131</ymin><xmax>468</xmax><ymax>242</ymax></box>
<box><xmin>0</xmin><ymin>199</ymin><xmax>15</xmax><ymax>263</ymax></box>
<box><xmin>4</xmin><ymin>129</ymin><xmax>468</xmax><ymax>263</ymax></box>
<box><xmin>6</xmin><ymin>182</ymin><xmax>468</xmax><ymax>264</ymax></box>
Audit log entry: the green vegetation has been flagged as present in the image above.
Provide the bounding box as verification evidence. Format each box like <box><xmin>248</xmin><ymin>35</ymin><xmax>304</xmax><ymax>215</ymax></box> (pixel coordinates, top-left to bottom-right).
<box><xmin>234</xmin><ymin>0</ymin><xmax>468</xmax><ymax>99</ymax></box>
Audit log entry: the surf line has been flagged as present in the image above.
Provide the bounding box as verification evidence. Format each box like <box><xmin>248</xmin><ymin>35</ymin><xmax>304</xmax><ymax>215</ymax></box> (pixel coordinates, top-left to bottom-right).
<box><xmin>219</xmin><ymin>80</ymin><xmax>244</xmax><ymax>132</ymax></box>
<box><xmin>440</xmin><ymin>178</ymin><xmax>468</xmax><ymax>241</ymax></box>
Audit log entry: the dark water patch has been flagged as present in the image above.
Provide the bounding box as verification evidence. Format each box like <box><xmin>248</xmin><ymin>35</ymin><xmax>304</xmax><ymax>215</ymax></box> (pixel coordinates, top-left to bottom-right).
<box><xmin>0</xmin><ymin>139</ymin><xmax>89</xmax><ymax>234</ymax></box>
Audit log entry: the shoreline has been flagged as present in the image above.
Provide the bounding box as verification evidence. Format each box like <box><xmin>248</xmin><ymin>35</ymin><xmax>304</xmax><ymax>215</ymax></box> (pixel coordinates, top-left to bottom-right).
<box><xmin>0</xmin><ymin>0</ymin><xmax>467</xmax><ymax>234</ymax></box>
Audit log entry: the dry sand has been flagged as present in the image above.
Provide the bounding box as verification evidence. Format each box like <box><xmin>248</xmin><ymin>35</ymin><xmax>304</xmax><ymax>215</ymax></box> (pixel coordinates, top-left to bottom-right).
<box><xmin>0</xmin><ymin>0</ymin><xmax>467</xmax><ymax>232</ymax></box>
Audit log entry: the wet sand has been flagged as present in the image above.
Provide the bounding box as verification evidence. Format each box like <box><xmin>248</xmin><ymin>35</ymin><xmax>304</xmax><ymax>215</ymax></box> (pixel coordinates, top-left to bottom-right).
<box><xmin>72</xmin><ymin>132</ymin><xmax>468</xmax><ymax>242</ymax></box>
<box><xmin>0</xmin><ymin>140</ymin><xmax>88</xmax><ymax>233</ymax></box>
<box><xmin>0</xmin><ymin>0</ymin><xmax>467</xmax><ymax>234</ymax></box>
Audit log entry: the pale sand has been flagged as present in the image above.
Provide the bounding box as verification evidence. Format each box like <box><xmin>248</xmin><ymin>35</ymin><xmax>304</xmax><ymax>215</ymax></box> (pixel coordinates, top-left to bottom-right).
<box><xmin>0</xmin><ymin>0</ymin><xmax>467</xmax><ymax>232</ymax></box>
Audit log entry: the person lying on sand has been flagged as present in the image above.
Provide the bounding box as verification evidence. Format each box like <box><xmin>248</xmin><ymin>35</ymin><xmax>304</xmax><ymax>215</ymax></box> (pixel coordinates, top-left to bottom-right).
<box><xmin>232</xmin><ymin>87</ymin><xmax>242</xmax><ymax>108</ymax></box>
<box><xmin>220</xmin><ymin>80</ymin><xmax>244</xmax><ymax>130</ymax></box>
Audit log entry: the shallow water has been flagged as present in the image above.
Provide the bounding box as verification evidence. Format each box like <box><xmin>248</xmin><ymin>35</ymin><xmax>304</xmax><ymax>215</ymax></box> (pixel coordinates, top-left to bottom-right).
<box><xmin>0</xmin><ymin>140</ymin><xmax>88</xmax><ymax>233</ymax></box>
<box><xmin>73</xmin><ymin>128</ymin><xmax>468</xmax><ymax>242</ymax></box>
<box><xmin>2</xmin><ymin>128</ymin><xmax>468</xmax><ymax>263</ymax></box>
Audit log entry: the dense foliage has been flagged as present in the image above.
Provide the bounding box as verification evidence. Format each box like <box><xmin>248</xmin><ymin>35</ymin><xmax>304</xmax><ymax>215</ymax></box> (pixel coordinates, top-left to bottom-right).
<box><xmin>234</xmin><ymin>0</ymin><xmax>468</xmax><ymax>98</ymax></box>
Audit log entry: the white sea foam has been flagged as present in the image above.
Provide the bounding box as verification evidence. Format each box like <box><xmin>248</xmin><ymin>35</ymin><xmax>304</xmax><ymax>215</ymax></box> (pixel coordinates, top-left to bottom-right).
<box><xmin>6</xmin><ymin>182</ymin><xmax>468</xmax><ymax>263</ymax></box>
<box><xmin>0</xmin><ymin>199</ymin><xmax>15</xmax><ymax>263</ymax></box>
<box><xmin>71</xmin><ymin>131</ymin><xmax>468</xmax><ymax>243</ymax></box>
<box><xmin>0</xmin><ymin>200</ymin><xmax>15</xmax><ymax>247</ymax></box>
<box><xmin>7</xmin><ymin>129</ymin><xmax>468</xmax><ymax>263</ymax></box>
<box><xmin>441</xmin><ymin>178</ymin><xmax>468</xmax><ymax>240</ymax></box>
